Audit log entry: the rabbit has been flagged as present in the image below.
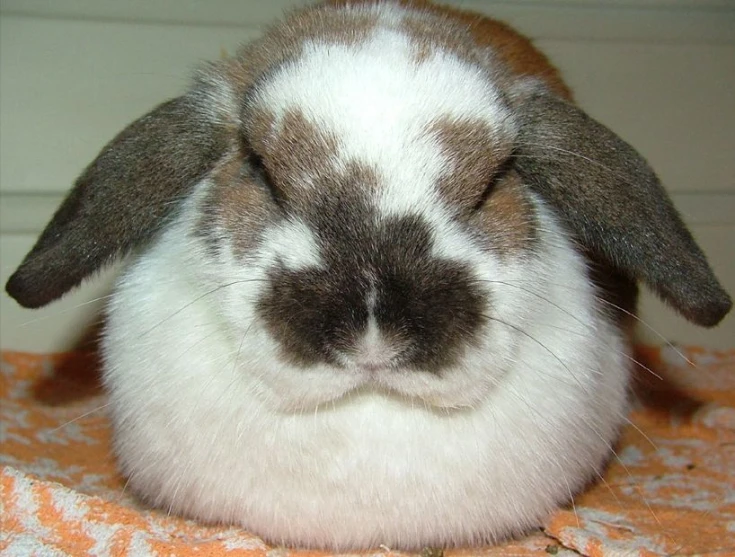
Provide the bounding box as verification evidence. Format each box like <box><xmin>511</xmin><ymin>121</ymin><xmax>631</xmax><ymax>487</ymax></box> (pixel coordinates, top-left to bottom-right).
<box><xmin>6</xmin><ymin>0</ymin><xmax>732</xmax><ymax>550</ymax></box>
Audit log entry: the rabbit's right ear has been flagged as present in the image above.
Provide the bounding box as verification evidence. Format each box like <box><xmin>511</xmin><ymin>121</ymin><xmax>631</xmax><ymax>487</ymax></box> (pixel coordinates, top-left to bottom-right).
<box><xmin>513</xmin><ymin>89</ymin><xmax>731</xmax><ymax>327</ymax></box>
<box><xmin>6</xmin><ymin>93</ymin><xmax>232</xmax><ymax>309</ymax></box>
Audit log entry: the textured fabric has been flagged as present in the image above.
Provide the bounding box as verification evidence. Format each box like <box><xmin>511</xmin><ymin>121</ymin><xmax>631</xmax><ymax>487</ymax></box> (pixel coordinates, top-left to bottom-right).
<box><xmin>1</xmin><ymin>346</ymin><xmax>734</xmax><ymax>556</ymax></box>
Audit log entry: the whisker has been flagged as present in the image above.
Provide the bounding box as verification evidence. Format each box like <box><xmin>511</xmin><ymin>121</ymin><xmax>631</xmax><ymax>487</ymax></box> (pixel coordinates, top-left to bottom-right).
<box><xmin>513</xmin><ymin>141</ymin><xmax>638</xmax><ymax>188</ymax></box>
<box><xmin>500</xmin><ymin>375</ymin><xmax>625</xmax><ymax>523</ymax></box>
<box><xmin>620</xmin><ymin>415</ymin><xmax>658</xmax><ymax>452</ymax></box>
<box><xmin>138</xmin><ymin>277</ymin><xmax>267</xmax><ymax>338</ymax></box>
<box><xmin>485</xmin><ymin>314</ymin><xmax>591</xmax><ymax>389</ymax></box>
<box><xmin>594</xmin><ymin>297</ymin><xmax>695</xmax><ymax>368</ymax></box>
<box><xmin>47</xmin><ymin>401</ymin><xmax>112</xmax><ymax>433</ymax></box>
<box><xmin>486</xmin><ymin>304</ymin><xmax>664</xmax><ymax>526</ymax></box>
<box><xmin>562</xmin><ymin>474</ymin><xmax>580</xmax><ymax>529</ymax></box>
<box><xmin>118</xmin><ymin>475</ymin><xmax>134</xmax><ymax>503</ymax></box>
<box><xmin>600</xmin><ymin>434</ymin><xmax>663</xmax><ymax>531</ymax></box>
<box><xmin>13</xmin><ymin>273</ymin><xmax>266</xmax><ymax>333</ymax></box>
<box><xmin>480</xmin><ymin>276</ymin><xmax>694</xmax><ymax>370</ymax></box>
<box><xmin>17</xmin><ymin>293</ymin><xmax>117</xmax><ymax>327</ymax></box>
<box><xmin>230</xmin><ymin>316</ymin><xmax>259</xmax><ymax>379</ymax></box>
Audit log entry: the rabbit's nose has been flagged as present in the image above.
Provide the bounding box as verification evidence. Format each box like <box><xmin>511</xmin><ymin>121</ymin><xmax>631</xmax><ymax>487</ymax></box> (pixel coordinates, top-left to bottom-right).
<box><xmin>339</xmin><ymin>315</ymin><xmax>406</xmax><ymax>372</ymax></box>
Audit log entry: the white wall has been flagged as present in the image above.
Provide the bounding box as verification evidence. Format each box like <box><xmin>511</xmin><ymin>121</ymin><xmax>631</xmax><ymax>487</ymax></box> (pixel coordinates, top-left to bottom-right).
<box><xmin>1</xmin><ymin>0</ymin><xmax>733</xmax><ymax>351</ymax></box>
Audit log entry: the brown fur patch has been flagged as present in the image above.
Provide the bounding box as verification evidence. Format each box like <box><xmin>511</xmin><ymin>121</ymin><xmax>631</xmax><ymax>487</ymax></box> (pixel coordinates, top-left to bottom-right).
<box><xmin>244</xmin><ymin>104</ymin><xmax>382</xmax><ymax>218</ymax></box>
<box><xmin>198</xmin><ymin>155</ymin><xmax>278</xmax><ymax>259</ymax></box>
<box><xmin>428</xmin><ymin>116</ymin><xmax>513</xmax><ymax>210</ymax></box>
<box><xmin>204</xmin><ymin>0</ymin><xmax>571</xmax><ymax>134</ymax></box>
<box><xmin>205</xmin><ymin>4</ymin><xmax>380</xmax><ymax>104</ymax></box>
<box><xmin>399</xmin><ymin>6</ymin><xmax>478</xmax><ymax>66</ymax></box>
<box><xmin>245</xmin><ymin>108</ymin><xmax>364</xmax><ymax>212</ymax></box>
<box><xmin>327</xmin><ymin>0</ymin><xmax>572</xmax><ymax>99</ymax></box>
<box><xmin>199</xmin><ymin>1</ymin><xmax>564</xmax><ymax>264</ymax></box>
<box><xmin>263</xmin><ymin>110</ymin><xmax>340</xmax><ymax>187</ymax></box>
<box><xmin>312</xmin><ymin>159</ymin><xmax>381</xmax><ymax>205</ymax></box>
<box><xmin>257</xmin><ymin>209</ymin><xmax>486</xmax><ymax>371</ymax></box>
<box><xmin>244</xmin><ymin>108</ymin><xmax>277</xmax><ymax>156</ymax></box>
<box><xmin>468</xmin><ymin>170</ymin><xmax>537</xmax><ymax>256</ymax></box>
<box><xmin>429</xmin><ymin>2</ymin><xmax>572</xmax><ymax>100</ymax></box>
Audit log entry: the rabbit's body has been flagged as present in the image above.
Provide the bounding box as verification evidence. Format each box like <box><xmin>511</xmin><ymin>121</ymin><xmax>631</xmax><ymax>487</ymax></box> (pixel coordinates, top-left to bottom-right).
<box><xmin>107</xmin><ymin>193</ymin><xmax>628</xmax><ymax>548</ymax></box>
<box><xmin>7</xmin><ymin>0</ymin><xmax>731</xmax><ymax>551</ymax></box>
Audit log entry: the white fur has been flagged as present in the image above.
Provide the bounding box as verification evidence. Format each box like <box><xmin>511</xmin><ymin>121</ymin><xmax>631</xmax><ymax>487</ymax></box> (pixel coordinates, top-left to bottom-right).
<box><xmin>101</xmin><ymin>6</ymin><xmax>631</xmax><ymax>550</ymax></box>
<box><xmin>251</xmin><ymin>26</ymin><xmax>515</xmax><ymax>221</ymax></box>
<box><xmin>259</xmin><ymin>218</ymin><xmax>323</xmax><ymax>271</ymax></box>
<box><xmin>104</xmin><ymin>192</ymin><xmax>629</xmax><ymax>549</ymax></box>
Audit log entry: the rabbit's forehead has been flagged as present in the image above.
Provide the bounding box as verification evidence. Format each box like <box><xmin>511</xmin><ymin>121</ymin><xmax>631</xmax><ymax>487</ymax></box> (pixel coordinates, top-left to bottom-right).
<box><xmin>246</xmin><ymin>27</ymin><xmax>515</xmax><ymax>215</ymax></box>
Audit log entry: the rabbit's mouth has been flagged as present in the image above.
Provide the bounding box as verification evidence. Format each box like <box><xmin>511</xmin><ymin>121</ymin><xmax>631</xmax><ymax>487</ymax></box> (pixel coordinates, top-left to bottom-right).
<box><xmin>243</xmin><ymin>321</ymin><xmax>516</xmax><ymax>414</ymax></box>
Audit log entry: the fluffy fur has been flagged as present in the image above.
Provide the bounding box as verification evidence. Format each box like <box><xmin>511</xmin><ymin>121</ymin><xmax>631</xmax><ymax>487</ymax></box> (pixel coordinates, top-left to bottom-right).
<box><xmin>100</xmin><ymin>12</ymin><xmax>632</xmax><ymax>546</ymax></box>
<box><xmin>6</xmin><ymin>0</ymin><xmax>731</xmax><ymax>551</ymax></box>
<box><xmin>105</xmin><ymin>193</ymin><xmax>629</xmax><ymax>549</ymax></box>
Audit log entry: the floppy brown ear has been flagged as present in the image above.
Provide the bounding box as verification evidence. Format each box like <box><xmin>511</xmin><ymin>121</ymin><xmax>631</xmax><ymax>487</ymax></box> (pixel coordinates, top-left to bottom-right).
<box><xmin>6</xmin><ymin>94</ymin><xmax>230</xmax><ymax>308</ymax></box>
<box><xmin>514</xmin><ymin>91</ymin><xmax>731</xmax><ymax>327</ymax></box>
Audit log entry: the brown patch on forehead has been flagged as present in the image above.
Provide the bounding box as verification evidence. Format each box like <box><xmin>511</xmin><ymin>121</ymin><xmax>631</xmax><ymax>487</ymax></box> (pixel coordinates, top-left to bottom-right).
<box><xmin>265</xmin><ymin>110</ymin><xmax>340</xmax><ymax>187</ymax></box>
<box><xmin>246</xmin><ymin>109</ymin><xmax>357</xmax><ymax>210</ymax></box>
<box><xmin>469</xmin><ymin>170</ymin><xmax>537</xmax><ymax>256</ymax></box>
<box><xmin>428</xmin><ymin>116</ymin><xmax>513</xmax><ymax>210</ymax></box>
<box><xmin>197</xmin><ymin>0</ymin><xmax>571</xmax><ymax>148</ymax></box>
<box><xmin>285</xmin><ymin>157</ymin><xmax>381</xmax><ymax>221</ymax></box>
<box><xmin>198</xmin><ymin>155</ymin><xmax>278</xmax><ymax>259</ymax></box>
<box><xmin>244</xmin><ymin>105</ymin><xmax>380</xmax><ymax>218</ymax></box>
<box><xmin>309</xmin><ymin>159</ymin><xmax>380</xmax><ymax>216</ymax></box>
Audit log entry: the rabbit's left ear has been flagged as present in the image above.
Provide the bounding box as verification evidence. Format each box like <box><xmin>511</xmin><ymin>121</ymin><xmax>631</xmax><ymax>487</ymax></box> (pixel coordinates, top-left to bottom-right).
<box><xmin>514</xmin><ymin>91</ymin><xmax>731</xmax><ymax>327</ymax></box>
<box><xmin>5</xmin><ymin>93</ymin><xmax>231</xmax><ymax>309</ymax></box>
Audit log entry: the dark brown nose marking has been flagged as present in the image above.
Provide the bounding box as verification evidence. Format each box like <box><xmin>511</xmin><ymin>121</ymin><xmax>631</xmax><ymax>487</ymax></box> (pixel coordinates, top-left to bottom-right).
<box><xmin>256</xmin><ymin>194</ymin><xmax>487</xmax><ymax>372</ymax></box>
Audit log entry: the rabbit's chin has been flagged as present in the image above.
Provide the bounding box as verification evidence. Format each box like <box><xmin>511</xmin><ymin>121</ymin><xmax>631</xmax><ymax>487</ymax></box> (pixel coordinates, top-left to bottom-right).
<box><xmin>102</xmin><ymin>201</ymin><xmax>631</xmax><ymax>550</ymax></box>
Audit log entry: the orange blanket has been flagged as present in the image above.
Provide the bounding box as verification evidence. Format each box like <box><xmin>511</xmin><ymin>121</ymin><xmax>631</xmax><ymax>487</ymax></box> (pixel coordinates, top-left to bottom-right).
<box><xmin>2</xmin><ymin>346</ymin><xmax>734</xmax><ymax>556</ymax></box>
